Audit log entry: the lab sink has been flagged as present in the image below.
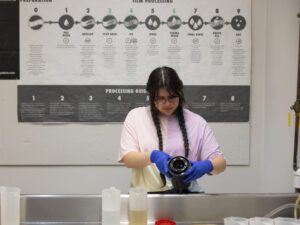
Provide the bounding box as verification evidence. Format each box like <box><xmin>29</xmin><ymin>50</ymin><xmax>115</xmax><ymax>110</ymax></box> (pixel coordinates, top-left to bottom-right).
<box><xmin>22</xmin><ymin>223</ymin><xmax>222</xmax><ymax>225</ymax></box>
<box><xmin>20</xmin><ymin>194</ymin><xmax>297</xmax><ymax>225</ymax></box>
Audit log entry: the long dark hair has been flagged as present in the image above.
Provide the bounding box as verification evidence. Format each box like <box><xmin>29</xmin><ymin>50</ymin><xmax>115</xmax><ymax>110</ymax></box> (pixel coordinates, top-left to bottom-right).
<box><xmin>146</xmin><ymin>66</ymin><xmax>190</xmax><ymax>186</ymax></box>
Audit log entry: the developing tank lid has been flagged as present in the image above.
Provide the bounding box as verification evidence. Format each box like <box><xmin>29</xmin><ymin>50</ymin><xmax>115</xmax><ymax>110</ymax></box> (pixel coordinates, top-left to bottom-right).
<box><xmin>168</xmin><ymin>156</ymin><xmax>191</xmax><ymax>175</ymax></box>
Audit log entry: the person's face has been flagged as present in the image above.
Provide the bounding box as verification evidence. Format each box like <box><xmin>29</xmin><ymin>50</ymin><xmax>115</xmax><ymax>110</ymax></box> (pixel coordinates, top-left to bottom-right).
<box><xmin>154</xmin><ymin>88</ymin><xmax>180</xmax><ymax>116</ymax></box>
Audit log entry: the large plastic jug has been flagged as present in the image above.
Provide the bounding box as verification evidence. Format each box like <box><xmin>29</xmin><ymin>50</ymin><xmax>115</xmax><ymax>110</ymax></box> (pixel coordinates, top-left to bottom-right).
<box><xmin>129</xmin><ymin>186</ymin><xmax>147</xmax><ymax>225</ymax></box>
<box><xmin>101</xmin><ymin>187</ymin><xmax>121</xmax><ymax>225</ymax></box>
<box><xmin>1</xmin><ymin>186</ymin><xmax>20</xmax><ymax>225</ymax></box>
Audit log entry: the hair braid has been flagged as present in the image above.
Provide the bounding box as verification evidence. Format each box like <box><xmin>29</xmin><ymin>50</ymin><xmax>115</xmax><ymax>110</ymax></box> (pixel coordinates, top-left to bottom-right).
<box><xmin>150</xmin><ymin>105</ymin><xmax>166</xmax><ymax>187</ymax></box>
<box><xmin>150</xmin><ymin>106</ymin><xmax>163</xmax><ymax>150</ymax></box>
<box><xmin>176</xmin><ymin>107</ymin><xmax>190</xmax><ymax>158</ymax></box>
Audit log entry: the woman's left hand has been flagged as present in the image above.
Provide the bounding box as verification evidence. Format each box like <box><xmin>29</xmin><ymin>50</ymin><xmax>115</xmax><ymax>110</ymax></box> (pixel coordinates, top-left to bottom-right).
<box><xmin>183</xmin><ymin>160</ymin><xmax>214</xmax><ymax>183</ymax></box>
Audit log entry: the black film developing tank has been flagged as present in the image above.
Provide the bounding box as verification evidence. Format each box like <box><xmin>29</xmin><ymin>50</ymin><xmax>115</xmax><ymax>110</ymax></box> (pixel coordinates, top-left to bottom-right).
<box><xmin>168</xmin><ymin>156</ymin><xmax>191</xmax><ymax>193</ymax></box>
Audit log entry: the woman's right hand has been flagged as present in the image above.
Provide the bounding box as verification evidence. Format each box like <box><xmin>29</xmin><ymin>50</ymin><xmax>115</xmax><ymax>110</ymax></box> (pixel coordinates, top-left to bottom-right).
<box><xmin>150</xmin><ymin>150</ymin><xmax>172</xmax><ymax>178</ymax></box>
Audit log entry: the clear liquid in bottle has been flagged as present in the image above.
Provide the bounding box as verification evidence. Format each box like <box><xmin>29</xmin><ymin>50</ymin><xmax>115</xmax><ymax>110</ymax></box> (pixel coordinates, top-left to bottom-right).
<box><xmin>102</xmin><ymin>210</ymin><xmax>120</xmax><ymax>225</ymax></box>
<box><xmin>101</xmin><ymin>187</ymin><xmax>121</xmax><ymax>225</ymax></box>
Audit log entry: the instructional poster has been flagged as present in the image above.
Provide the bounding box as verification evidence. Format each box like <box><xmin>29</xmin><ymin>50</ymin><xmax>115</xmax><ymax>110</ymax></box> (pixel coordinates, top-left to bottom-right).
<box><xmin>18</xmin><ymin>0</ymin><xmax>251</xmax><ymax>122</ymax></box>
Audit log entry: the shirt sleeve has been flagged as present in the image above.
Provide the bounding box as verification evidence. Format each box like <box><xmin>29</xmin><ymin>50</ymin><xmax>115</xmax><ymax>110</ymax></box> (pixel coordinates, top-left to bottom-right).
<box><xmin>118</xmin><ymin>110</ymin><xmax>140</xmax><ymax>162</ymax></box>
<box><xmin>199</xmin><ymin>123</ymin><xmax>224</xmax><ymax>161</ymax></box>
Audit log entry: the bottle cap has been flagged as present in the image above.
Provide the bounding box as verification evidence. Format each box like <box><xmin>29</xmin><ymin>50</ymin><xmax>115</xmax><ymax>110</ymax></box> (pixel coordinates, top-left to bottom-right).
<box><xmin>155</xmin><ymin>219</ymin><xmax>176</xmax><ymax>225</ymax></box>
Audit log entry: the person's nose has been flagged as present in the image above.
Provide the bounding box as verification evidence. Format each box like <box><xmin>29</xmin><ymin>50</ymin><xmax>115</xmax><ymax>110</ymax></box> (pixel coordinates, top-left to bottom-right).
<box><xmin>164</xmin><ymin>99</ymin><xmax>172</xmax><ymax>106</ymax></box>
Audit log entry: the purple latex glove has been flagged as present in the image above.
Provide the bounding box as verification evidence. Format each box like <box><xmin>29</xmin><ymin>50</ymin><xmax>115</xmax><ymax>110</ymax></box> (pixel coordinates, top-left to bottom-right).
<box><xmin>150</xmin><ymin>150</ymin><xmax>172</xmax><ymax>178</ymax></box>
<box><xmin>183</xmin><ymin>160</ymin><xmax>214</xmax><ymax>183</ymax></box>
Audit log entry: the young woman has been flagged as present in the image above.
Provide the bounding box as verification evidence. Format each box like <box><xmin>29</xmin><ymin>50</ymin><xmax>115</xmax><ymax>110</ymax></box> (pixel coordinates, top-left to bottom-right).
<box><xmin>118</xmin><ymin>66</ymin><xmax>226</xmax><ymax>193</ymax></box>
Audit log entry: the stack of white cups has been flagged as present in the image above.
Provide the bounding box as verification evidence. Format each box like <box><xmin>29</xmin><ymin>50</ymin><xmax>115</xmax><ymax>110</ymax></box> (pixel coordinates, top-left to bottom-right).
<box><xmin>224</xmin><ymin>217</ymin><xmax>249</xmax><ymax>225</ymax></box>
<box><xmin>274</xmin><ymin>217</ymin><xmax>299</xmax><ymax>225</ymax></box>
<box><xmin>250</xmin><ymin>217</ymin><xmax>274</xmax><ymax>225</ymax></box>
<box><xmin>224</xmin><ymin>216</ymin><xmax>300</xmax><ymax>225</ymax></box>
<box><xmin>0</xmin><ymin>186</ymin><xmax>21</xmax><ymax>225</ymax></box>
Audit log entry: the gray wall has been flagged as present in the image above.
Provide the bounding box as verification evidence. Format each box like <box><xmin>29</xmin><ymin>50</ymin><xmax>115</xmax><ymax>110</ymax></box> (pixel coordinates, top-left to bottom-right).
<box><xmin>0</xmin><ymin>0</ymin><xmax>300</xmax><ymax>194</ymax></box>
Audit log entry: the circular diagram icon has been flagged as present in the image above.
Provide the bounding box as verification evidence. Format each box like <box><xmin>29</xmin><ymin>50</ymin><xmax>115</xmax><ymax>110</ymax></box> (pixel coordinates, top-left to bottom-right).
<box><xmin>214</xmin><ymin>37</ymin><xmax>220</xmax><ymax>44</ymax></box>
<box><xmin>231</xmin><ymin>15</ymin><xmax>246</xmax><ymax>31</ymax></box>
<box><xmin>29</xmin><ymin>15</ymin><xmax>44</xmax><ymax>30</ymax></box>
<box><xmin>59</xmin><ymin>14</ymin><xmax>74</xmax><ymax>30</ymax></box>
<box><xmin>106</xmin><ymin>38</ymin><xmax>113</xmax><ymax>44</ymax></box>
<box><xmin>236</xmin><ymin>38</ymin><xmax>242</xmax><ymax>44</ymax></box>
<box><xmin>210</xmin><ymin>16</ymin><xmax>224</xmax><ymax>30</ymax></box>
<box><xmin>63</xmin><ymin>38</ymin><xmax>69</xmax><ymax>44</ymax></box>
<box><xmin>81</xmin><ymin>15</ymin><xmax>95</xmax><ymax>29</ymax></box>
<box><xmin>188</xmin><ymin>15</ymin><xmax>204</xmax><ymax>31</ymax></box>
<box><xmin>171</xmin><ymin>38</ymin><xmax>177</xmax><ymax>44</ymax></box>
<box><xmin>145</xmin><ymin>15</ymin><xmax>160</xmax><ymax>30</ymax></box>
<box><xmin>102</xmin><ymin>15</ymin><xmax>118</xmax><ymax>30</ymax></box>
<box><xmin>85</xmin><ymin>37</ymin><xmax>91</xmax><ymax>43</ymax></box>
<box><xmin>167</xmin><ymin>15</ymin><xmax>181</xmax><ymax>30</ymax></box>
<box><xmin>192</xmin><ymin>38</ymin><xmax>199</xmax><ymax>45</ymax></box>
<box><xmin>124</xmin><ymin>15</ymin><xmax>139</xmax><ymax>30</ymax></box>
<box><xmin>149</xmin><ymin>37</ymin><xmax>156</xmax><ymax>44</ymax></box>
<box><xmin>125</xmin><ymin>37</ymin><xmax>131</xmax><ymax>44</ymax></box>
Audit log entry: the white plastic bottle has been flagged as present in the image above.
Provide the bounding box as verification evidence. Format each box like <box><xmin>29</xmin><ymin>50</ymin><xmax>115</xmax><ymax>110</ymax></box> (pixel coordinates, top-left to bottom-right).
<box><xmin>1</xmin><ymin>186</ymin><xmax>20</xmax><ymax>225</ymax></box>
<box><xmin>101</xmin><ymin>187</ymin><xmax>121</xmax><ymax>225</ymax></box>
<box><xmin>129</xmin><ymin>187</ymin><xmax>147</xmax><ymax>225</ymax></box>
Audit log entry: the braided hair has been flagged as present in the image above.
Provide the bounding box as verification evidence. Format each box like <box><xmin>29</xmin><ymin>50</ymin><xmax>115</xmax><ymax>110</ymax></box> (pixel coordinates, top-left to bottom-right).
<box><xmin>146</xmin><ymin>66</ymin><xmax>190</xmax><ymax>186</ymax></box>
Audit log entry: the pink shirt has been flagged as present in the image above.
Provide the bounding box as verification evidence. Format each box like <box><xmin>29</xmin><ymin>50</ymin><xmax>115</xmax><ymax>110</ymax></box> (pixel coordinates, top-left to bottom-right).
<box><xmin>119</xmin><ymin>106</ymin><xmax>223</xmax><ymax>162</ymax></box>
